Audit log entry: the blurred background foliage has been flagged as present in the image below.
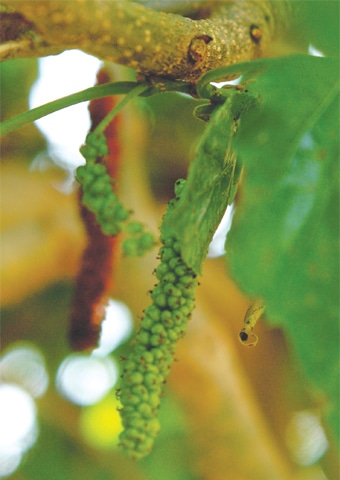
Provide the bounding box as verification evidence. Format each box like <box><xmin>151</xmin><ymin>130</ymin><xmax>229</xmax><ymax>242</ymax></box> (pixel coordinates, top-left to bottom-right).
<box><xmin>0</xmin><ymin>2</ymin><xmax>339</xmax><ymax>479</ymax></box>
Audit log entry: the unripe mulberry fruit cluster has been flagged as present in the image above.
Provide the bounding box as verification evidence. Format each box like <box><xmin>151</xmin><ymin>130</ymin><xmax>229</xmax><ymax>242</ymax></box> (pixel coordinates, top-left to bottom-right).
<box><xmin>76</xmin><ymin>162</ymin><xmax>130</xmax><ymax>236</ymax></box>
<box><xmin>77</xmin><ymin>133</ymin><xmax>155</xmax><ymax>253</ymax></box>
<box><xmin>77</xmin><ymin>132</ymin><xmax>130</xmax><ymax>236</ymax></box>
<box><xmin>118</xmin><ymin>208</ymin><xmax>198</xmax><ymax>458</ymax></box>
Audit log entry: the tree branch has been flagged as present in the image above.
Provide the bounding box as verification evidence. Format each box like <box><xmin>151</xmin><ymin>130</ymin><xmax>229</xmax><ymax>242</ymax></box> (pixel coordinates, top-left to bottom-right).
<box><xmin>1</xmin><ymin>1</ymin><xmax>295</xmax><ymax>81</ymax></box>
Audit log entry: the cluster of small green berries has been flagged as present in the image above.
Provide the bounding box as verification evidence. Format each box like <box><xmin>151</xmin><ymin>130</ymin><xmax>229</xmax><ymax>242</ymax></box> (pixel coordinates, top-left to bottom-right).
<box><xmin>76</xmin><ymin>132</ymin><xmax>129</xmax><ymax>235</ymax></box>
<box><xmin>121</xmin><ymin>222</ymin><xmax>156</xmax><ymax>257</ymax></box>
<box><xmin>76</xmin><ymin>132</ymin><xmax>156</xmax><ymax>253</ymax></box>
<box><xmin>76</xmin><ymin>161</ymin><xmax>130</xmax><ymax>236</ymax></box>
<box><xmin>118</xmin><ymin>180</ymin><xmax>198</xmax><ymax>459</ymax></box>
<box><xmin>80</xmin><ymin>131</ymin><xmax>109</xmax><ymax>161</ymax></box>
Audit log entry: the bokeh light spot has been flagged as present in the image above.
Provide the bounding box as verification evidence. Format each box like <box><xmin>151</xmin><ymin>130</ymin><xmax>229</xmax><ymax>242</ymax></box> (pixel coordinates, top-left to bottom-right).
<box><xmin>79</xmin><ymin>395</ymin><xmax>123</xmax><ymax>449</ymax></box>
<box><xmin>308</xmin><ymin>44</ymin><xmax>325</xmax><ymax>57</ymax></box>
<box><xmin>93</xmin><ymin>299</ymin><xmax>133</xmax><ymax>357</ymax></box>
<box><xmin>56</xmin><ymin>354</ymin><xmax>118</xmax><ymax>406</ymax></box>
<box><xmin>0</xmin><ymin>451</ymin><xmax>21</xmax><ymax>479</ymax></box>
<box><xmin>285</xmin><ymin>411</ymin><xmax>329</xmax><ymax>466</ymax></box>
<box><xmin>208</xmin><ymin>204</ymin><xmax>234</xmax><ymax>258</ymax></box>
<box><xmin>0</xmin><ymin>384</ymin><xmax>38</xmax><ymax>478</ymax></box>
<box><xmin>29</xmin><ymin>50</ymin><xmax>101</xmax><ymax>171</ymax></box>
<box><xmin>0</xmin><ymin>343</ymin><xmax>49</xmax><ymax>398</ymax></box>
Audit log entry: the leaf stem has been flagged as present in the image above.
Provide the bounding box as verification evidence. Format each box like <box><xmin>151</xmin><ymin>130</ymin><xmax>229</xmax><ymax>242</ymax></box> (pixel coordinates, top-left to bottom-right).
<box><xmin>94</xmin><ymin>83</ymin><xmax>151</xmax><ymax>135</ymax></box>
<box><xmin>0</xmin><ymin>81</ymin><xmax>148</xmax><ymax>137</ymax></box>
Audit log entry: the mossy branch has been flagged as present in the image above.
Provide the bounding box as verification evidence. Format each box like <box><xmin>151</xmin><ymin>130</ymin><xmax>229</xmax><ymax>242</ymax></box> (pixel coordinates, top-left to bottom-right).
<box><xmin>1</xmin><ymin>0</ymin><xmax>296</xmax><ymax>81</ymax></box>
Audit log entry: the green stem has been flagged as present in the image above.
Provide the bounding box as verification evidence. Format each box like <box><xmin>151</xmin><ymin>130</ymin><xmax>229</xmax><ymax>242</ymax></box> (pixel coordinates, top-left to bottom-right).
<box><xmin>94</xmin><ymin>83</ymin><xmax>151</xmax><ymax>135</ymax></box>
<box><xmin>0</xmin><ymin>81</ymin><xmax>149</xmax><ymax>137</ymax></box>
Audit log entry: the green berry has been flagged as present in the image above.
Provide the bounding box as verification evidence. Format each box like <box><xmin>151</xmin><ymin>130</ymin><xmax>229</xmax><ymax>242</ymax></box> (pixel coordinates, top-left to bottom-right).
<box><xmin>140</xmin><ymin>351</ymin><xmax>154</xmax><ymax>364</ymax></box>
<box><xmin>126</xmin><ymin>221</ymin><xmax>144</xmax><ymax>234</ymax></box>
<box><xmin>163</xmin><ymin>283</ymin><xmax>181</xmax><ymax>297</ymax></box>
<box><xmin>137</xmin><ymin>331</ymin><xmax>151</xmax><ymax>346</ymax></box>
<box><xmin>85</xmin><ymin>132</ymin><xmax>109</xmax><ymax>156</ymax></box>
<box><xmin>125</xmin><ymin>372</ymin><xmax>144</xmax><ymax>385</ymax></box>
<box><xmin>149</xmin><ymin>334</ymin><xmax>162</xmax><ymax>347</ymax></box>
<box><xmin>138</xmin><ymin>232</ymin><xmax>156</xmax><ymax>250</ymax></box>
<box><xmin>151</xmin><ymin>324</ymin><xmax>167</xmax><ymax>337</ymax></box>
<box><xmin>91</xmin><ymin>163</ymin><xmax>107</xmax><ymax>176</ymax></box>
<box><xmin>138</xmin><ymin>403</ymin><xmax>153</xmax><ymax>418</ymax></box>
<box><xmin>123</xmin><ymin>360</ymin><xmax>138</xmax><ymax>372</ymax></box>
<box><xmin>155</xmin><ymin>263</ymin><xmax>169</xmax><ymax>279</ymax></box>
<box><xmin>162</xmin><ymin>272</ymin><xmax>177</xmax><ymax>283</ymax></box>
<box><xmin>122</xmin><ymin>238</ymin><xmax>138</xmax><ymax>256</ymax></box>
<box><xmin>161</xmin><ymin>237</ymin><xmax>174</xmax><ymax>248</ymax></box>
<box><xmin>144</xmin><ymin>305</ymin><xmax>161</xmax><ymax>322</ymax></box>
<box><xmin>151</xmin><ymin>291</ymin><xmax>167</xmax><ymax>309</ymax></box>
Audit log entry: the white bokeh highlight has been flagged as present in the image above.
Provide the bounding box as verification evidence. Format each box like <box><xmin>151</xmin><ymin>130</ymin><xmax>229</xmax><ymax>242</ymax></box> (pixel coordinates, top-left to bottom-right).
<box><xmin>286</xmin><ymin>411</ymin><xmax>329</xmax><ymax>466</ymax></box>
<box><xmin>93</xmin><ymin>299</ymin><xmax>134</xmax><ymax>357</ymax></box>
<box><xmin>29</xmin><ymin>50</ymin><xmax>101</xmax><ymax>171</ymax></box>
<box><xmin>0</xmin><ymin>384</ymin><xmax>38</xmax><ymax>478</ymax></box>
<box><xmin>208</xmin><ymin>204</ymin><xmax>234</xmax><ymax>258</ymax></box>
<box><xmin>56</xmin><ymin>354</ymin><xmax>118</xmax><ymax>406</ymax></box>
<box><xmin>0</xmin><ymin>344</ymin><xmax>49</xmax><ymax>399</ymax></box>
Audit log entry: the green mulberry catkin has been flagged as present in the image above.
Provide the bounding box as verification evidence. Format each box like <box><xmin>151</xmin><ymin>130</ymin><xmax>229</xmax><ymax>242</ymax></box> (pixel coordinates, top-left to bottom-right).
<box><xmin>118</xmin><ymin>179</ymin><xmax>198</xmax><ymax>459</ymax></box>
<box><xmin>76</xmin><ymin>132</ymin><xmax>130</xmax><ymax>236</ymax></box>
<box><xmin>76</xmin><ymin>132</ymin><xmax>156</xmax><ymax>253</ymax></box>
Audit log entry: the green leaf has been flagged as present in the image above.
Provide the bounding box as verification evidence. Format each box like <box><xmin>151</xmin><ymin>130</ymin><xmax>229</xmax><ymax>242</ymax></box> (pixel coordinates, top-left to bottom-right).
<box><xmin>226</xmin><ymin>55</ymin><xmax>339</xmax><ymax>441</ymax></box>
<box><xmin>298</xmin><ymin>1</ymin><xmax>340</xmax><ymax>57</ymax></box>
<box><xmin>164</xmin><ymin>91</ymin><xmax>254</xmax><ymax>274</ymax></box>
